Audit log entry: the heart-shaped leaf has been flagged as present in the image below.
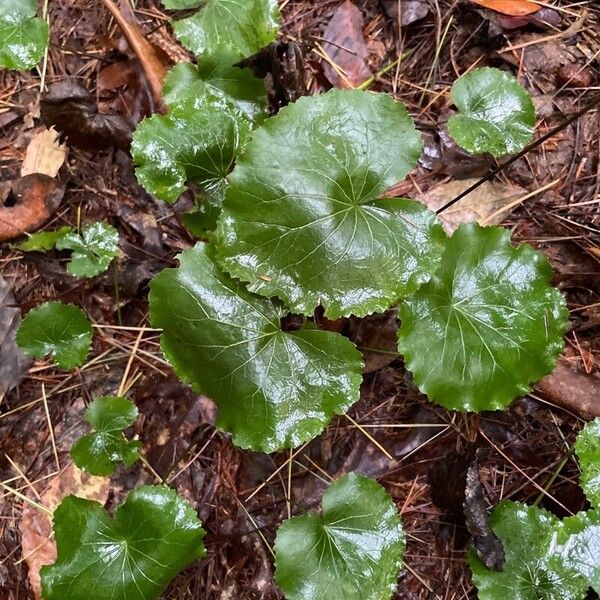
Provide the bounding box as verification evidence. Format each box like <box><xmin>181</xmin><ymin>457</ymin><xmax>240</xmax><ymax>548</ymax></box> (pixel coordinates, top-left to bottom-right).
<box><xmin>215</xmin><ymin>88</ymin><xmax>446</xmax><ymax>319</ymax></box>
<box><xmin>132</xmin><ymin>94</ymin><xmax>252</xmax><ymax>204</ymax></box>
<box><xmin>15</xmin><ymin>226</ymin><xmax>73</xmax><ymax>251</ymax></box>
<box><xmin>0</xmin><ymin>0</ymin><xmax>49</xmax><ymax>70</ymax></box>
<box><xmin>71</xmin><ymin>396</ymin><xmax>141</xmax><ymax>476</ymax></box>
<box><xmin>40</xmin><ymin>485</ymin><xmax>205</xmax><ymax>600</ymax></box>
<box><xmin>448</xmin><ymin>67</ymin><xmax>535</xmax><ymax>157</ymax></box>
<box><xmin>149</xmin><ymin>243</ymin><xmax>363</xmax><ymax>452</ymax></box>
<box><xmin>56</xmin><ymin>222</ymin><xmax>119</xmax><ymax>278</ymax></box>
<box><xmin>163</xmin><ymin>61</ymin><xmax>268</xmax><ymax>123</ymax></box>
<box><xmin>398</xmin><ymin>223</ymin><xmax>568</xmax><ymax>412</ymax></box>
<box><xmin>574</xmin><ymin>418</ymin><xmax>600</xmax><ymax>509</ymax></box>
<box><xmin>16</xmin><ymin>301</ymin><xmax>92</xmax><ymax>370</ymax></box>
<box><xmin>469</xmin><ymin>501</ymin><xmax>588</xmax><ymax>600</ymax></box>
<box><xmin>163</xmin><ymin>0</ymin><xmax>280</xmax><ymax>66</ymax></box>
<box><xmin>274</xmin><ymin>472</ymin><xmax>405</xmax><ymax>600</ymax></box>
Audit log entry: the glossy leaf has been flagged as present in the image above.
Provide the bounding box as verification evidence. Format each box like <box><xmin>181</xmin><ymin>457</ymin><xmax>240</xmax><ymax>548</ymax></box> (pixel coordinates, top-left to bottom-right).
<box><xmin>0</xmin><ymin>0</ymin><xmax>49</xmax><ymax>70</ymax></box>
<box><xmin>132</xmin><ymin>94</ymin><xmax>252</xmax><ymax>204</ymax></box>
<box><xmin>163</xmin><ymin>61</ymin><xmax>268</xmax><ymax>123</ymax></box>
<box><xmin>555</xmin><ymin>510</ymin><xmax>600</xmax><ymax>593</ymax></box>
<box><xmin>167</xmin><ymin>0</ymin><xmax>280</xmax><ymax>66</ymax></box>
<box><xmin>574</xmin><ymin>418</ymin><xmax>600</xmax><ymax>508</ymax></box>
<box><xmin>215</xmin><ymin>88</ymin><xmax>445</xmax><ymax>319</ymax></box>
<box><xmin>149</xmin><ymin>243</ymin><xmax>363</xmax><ymax>452</ymax></box>
<box><xmin>40</xmin><ymin>485</ymin><xmax>206</xmax><ymax>600</ymax></box>
<box><xmin>448</xmin><ymin>67</ymin><xmax>535</xmax><ymax>157</ymax></box>
<box><xmin>71</xmin><ymin>396</ymin><xmax>140</xmax><ymax>476</ymax></box>
<box><xmin>56</xmin><ymin>222</ymin><xmax>119</xmax><ymax>278</ymax></box>
<box><xmin>16</xmin><ymin>301</ymin><xmax>92</xmax><ymax>370</ymax></box>
<box><xmin>469</xmin><ymin>501</ymin><xmax>588</xmax><ymax>600</ymax></box>
<box><xmin>398</xmin><ymin>223</ymin><xmax>568</xmax><ymax>412</ymax></box>
<box><xmin>274</xmin><ymin>472</ymin><xmax>405</xmax><ymax>600</ymax></box>
<box><xmin>15</xmin><ymin>226</ymin><xmax>72</xmax><ymax>251</ymax></box>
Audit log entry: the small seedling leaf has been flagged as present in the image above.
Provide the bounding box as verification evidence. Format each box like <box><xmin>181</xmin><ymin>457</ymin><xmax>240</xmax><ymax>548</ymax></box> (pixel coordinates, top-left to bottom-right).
<box><xmin>274</xmin><ymin>472</ymin><xmax>405</xmax><ymax>600</ymax></box>
<box><xmin>215</xmin><ymin>88</ymin><xmax>445</xmax><ymax>319</ymax></box>
<box><xmin>40</xmin><ymin>485</ymin><xmax>206</xmax><ymax>600</ymax></box>
<box><xmin>574</xmin><ymin>417</ymin><xmax>600</xmax><ymax>508</ymax></box>
<box><xmin>16</xmin><ymin>226</ymin><xmax>73</xmax><ymax>251</ymax></box>
<box><xmin>56</xmin><ymin>222</ymin><xmax>119</xmax><ymax>278</ymax></box>
<box><xmin>132</xmin><ymin>94</ymin><xmax>252</xmax><ymax>205</ymax></box>
<box><xmin>166</xmin><ymin>0</ymin><xmax>280</xmax><ymax>65</ymax></box>
<box><xmin>71</xmin><ymin>396</ymin><xmax>141</xmax><ymax>476</ymax></box>
<box><xmin>0</xmin><ymin>0</ymin><xmax>49</xmax><ymax>70</ymax></box>
<box><xmin>398</xmin><ymin>223</ymin><xmax>568</xmax><ymax>412</ymax></box>
<box><xmin>448</xmin><ymin>67</ymin><xmax>535</xmax><ymax>157</ymax></box>
<box><xmin>16</xmin><ymin>301</ymin><xmax>92</xmax><ymax>370</ymax></box>
<box><xmin>149</xmin><ymin>243</ymin><xmax>363</xmax><ymax>452</ymax></box>
<box><xmin>469</xmin><ymin>501</ymin><xmax>588</xmax><ymax>600</ymax></box>
<box><xmin>163</xmin><ymin>61</ymin><xmax>268</xmax><ymax>123</ymax></box>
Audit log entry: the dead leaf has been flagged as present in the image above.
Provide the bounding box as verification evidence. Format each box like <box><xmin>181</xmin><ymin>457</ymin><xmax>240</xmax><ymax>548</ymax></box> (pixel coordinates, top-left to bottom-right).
<box><xmin>470</xmin><ymin>0</ymin><xmax>541</xmax><ymax>16</ymax></box>
<box><xmin>418</xmin><ymin>178</ymin><xmax>527</xmax><ymax>234</ymax></box>
<box><xmin>41</xmin><ymin>80</ymin><xmax>133</xmax><ymax>151</ymax></box>
<box><xmin>0</xmin><ymin>174</ymin><xmax>66</xmax><ymax>242</ymax></box>
<box><xmin>20</xmin><ymin>464</ymin><xmax>110</xmax><ymax>599</ymax></box>
<box><xmin>384</xmin><ymin>0</ymin><xmax>430</xmax><ymax>26</ymax></box>
<box><xmin>322</xmin><ymin>0</ymin><xmax>372</xmax><ymax>88</ymax></box>
<box><xmin>20</xmin><ymin>128</ymin><xmax>67</xmax><ymax>178</ymax></box>
<box><xmin>0</xmin><ymin>276</ymin><xmax>30</xmax><ymax>398</ymax></box>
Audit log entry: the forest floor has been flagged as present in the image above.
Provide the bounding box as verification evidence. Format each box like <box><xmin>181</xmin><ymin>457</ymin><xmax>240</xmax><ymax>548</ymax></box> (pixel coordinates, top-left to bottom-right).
<box><xmin>1</xmin><ymin>0</ymin><xmax>599</xmax><ymax>598</ymax></box>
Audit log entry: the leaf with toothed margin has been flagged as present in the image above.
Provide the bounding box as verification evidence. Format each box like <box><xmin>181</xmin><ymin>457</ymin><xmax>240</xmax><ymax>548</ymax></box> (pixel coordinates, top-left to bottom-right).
<box><xmin>148</xmin><ymin>242</ymin><xmax>363</xmax><ymax>453</ymax></box>
<box><xmin>397</xmin><ymin>223</ymin><xmax>568</xmax><ymax>412</ymax></box>
<box><xmin>40</xmin><ymin>485</ymin><xmax>205</xmax><ymax>600</ymax></box>
<box><xmin>214</xmin><ymin>88</ymin><xmax>446</xmax><ymax>319</ymax></box>
<box><xmin>448</xmin><ymin>67</ymin><xmax>535</xmax><ymax>158</ymax></box>
<box><xmin>132</xmin><ymin>94</ymin><xmax>252</xmax><ymax>205</ymax></box>
<box><xmin>574</xmin><ymin>418</ymin><xmax>600</xmax><ymax>509</ymax></box>
<box><xmin>274</xmin><ymin>472</ymin><xmax>405</xmax><ymax>600</ymax></box>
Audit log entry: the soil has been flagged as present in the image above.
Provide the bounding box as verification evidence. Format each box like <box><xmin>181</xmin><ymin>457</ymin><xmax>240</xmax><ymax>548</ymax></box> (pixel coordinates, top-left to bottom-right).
<box><xmin>1</xmin><ymin>1</ymin><xmax>599</xmax><ymax>599</ymax></box>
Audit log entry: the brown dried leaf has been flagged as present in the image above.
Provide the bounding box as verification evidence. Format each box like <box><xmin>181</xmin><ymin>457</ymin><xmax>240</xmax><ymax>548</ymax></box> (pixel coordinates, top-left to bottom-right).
<box><xmin>20</xmin><ymin>464</ymin><xmax>110</xmax><ymax>599</ymax></box>
<box><xmin>21</xmin><ymin>128</ymin><xmax>67</xmax><ymax>178</ymax></box>
<box><xmin>470</xmin><ymin>0</ymin><xmax>540</xmax><ymax>16</ymax></box>
<box><xmin>322</xmin><ymin>0</ymin><xmax>372</xmax><ymax>88</ymax></box>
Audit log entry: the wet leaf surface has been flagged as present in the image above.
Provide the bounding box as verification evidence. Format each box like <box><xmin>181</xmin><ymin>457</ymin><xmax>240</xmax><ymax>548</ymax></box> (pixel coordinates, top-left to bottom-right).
<box><xmin>0</xmin><ymin>0</ymin><xmax>48</xmax><ymax>69</ymax></box>
<box><xmin>574</xmin><ymin>418</ymin><xmax>600</xmax><ymax>508</ymax></box>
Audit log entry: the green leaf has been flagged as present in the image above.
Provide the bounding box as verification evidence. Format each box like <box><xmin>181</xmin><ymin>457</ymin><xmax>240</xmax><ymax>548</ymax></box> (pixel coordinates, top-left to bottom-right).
<box><xmin>469</xmin><ymin>501</ymin><xmax>588</xmax><ymax>600</ymax></box>
<box><xmin>149</xmin><ymin>243</ymin><xmax>363</xmax><ymax>452</ymax></box>
<box><xmin>181</xmin><ymin>201</ymin><xmax>221</xmax><ymax>237</ymax></box>
<box><xmin>16</xmin><ymin>301</ymin><xmax>92</xmax><ymax>370</ymax></box>
<box><xmin>56</xmin><ymin>222</ymin><xmax>119</xmax><ymax>278</ymax></box>
<box><xmin>163</xmin><ymin>0</ymin><xmax>200</xmax><ymax>7</ymax></box>
<box><xmin>215</xmin><ymin>88</ymin><xmax>445</xmax><ymax>319</ymax></box>
<box><xmin>448</xmin><ymin>67</ymin><xmax>535</xmax><ymax>158</ymax></box>
<box><xmin>168</xmin><ymin>0</ymin><xmax>280</xmax><ymax>66</ymax></box>
<box><xmin>71</xmin><ymin>396</ymin><xmax>141</xmax><ymax>476</ymax></box>
<box><xmin>15</xmin><ymin>226</ymin><xmax>73</xmax><ymax>251</ymax></box>
<box><xmin>0</xmin><ymin>0</ymin><xmax>49</xmax><ymax>70</ymax></box>
<box><xmin>132</xmin><ymin>94</ymin><xmax>252</xmax><ymax>204</ymax></box>
<box><xmin>574</xmin><ymin>418</ymin><xmax>600</xmax><ymax>508</ymax></box>
<box><xmin>555</xmin><ymin>510</ymin><xmax>600</xmax><ymax>593</ymax></box>
<box><xmin>40</xmin><ymin>485</ymin><xmax>206</xmax><ymax>600</ymax></box>
<box><xmin>398</xmin><ymin>223</ymin><xmax>568</xmax><ymax>412</ymax></box>
<box><xmin>274</xmin><ymin>472</ymin><xmax>405</xmax><ymax>600</ymax></box>
<box><xmin>163</xmin><ymin>61</ymin><xmax>268</xmax><ymax>123</ymax></box>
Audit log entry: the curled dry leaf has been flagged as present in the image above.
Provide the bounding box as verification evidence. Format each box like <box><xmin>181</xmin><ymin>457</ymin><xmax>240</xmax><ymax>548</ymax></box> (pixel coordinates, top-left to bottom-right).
<box><xmin>19</xmin><ymin>464</ymin><xmax>110</xmax><ymax>600</ymax></box>
<box><xmin>470</xmin><ymin>0</ymin><xmax>541</xmax><ymax>16</ymax></box>
<box><xmin>21</xmin><ymin>127</ymin><xmax>67</xmax><ymax>178</ymax></box>
<box><xmin>0</xmin><ymin>174</ymin><xmax>66</xmax><ymax>242</ymax></box>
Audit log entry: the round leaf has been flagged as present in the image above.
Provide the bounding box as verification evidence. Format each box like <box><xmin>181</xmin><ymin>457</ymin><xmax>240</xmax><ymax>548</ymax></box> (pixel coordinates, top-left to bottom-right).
<box><xmin>574</xmin><ymin>418</ymin><xmax>600</xmax><ymax>508</ymax></box>
<box><xmin>149</xmin><ymin>243</ymin><xmax>363</xmax><ymax>452</ymax></box>
<box><xmin>71</xmin><ymin>396</ymin><xmax>140</xmax><ymax>476</ymax></box>
<box><xmin>398</xmin><ymin>223</ymin><xmax>568</xmax><ymax>412</ymax></box>
<box><xmin>16</xmin><ymin>301</ymin><xmax>92</xmax><ymax>370</ymax></box>
<box><xmin>469</xmin><ymin>501</ymin><xmax>588</xmax><ymax>600</ymax></box>
<box><xmin>132</xmin><ymin>94</ymin><xmax>252</xmax><ymax>204</ymax></box>
<box><xmin>215</xmin><ymin>89</ymin><xmax>445</xmax><ymax>319</ymax></box>
<box><xmin>448</xmin><ymin>67</ymin><xmax>535</xmax><ymax>157</ymax></box>
<box><xmin>41</xmin><ymin>485</ymin><xmax>206</xmax><ymax>600</ymax></box>
<box><xmin>56</xmin><ymin>222</ymin><xmax>119</xmax><ymax>278</ymax></box>
<box><xmin>274</xmin><ymin>472</ymin><xmax>405</xmax><ymax>600</ymax></box>
<box><xmin>169</xmin><ymin>0</ymin><xmax>280</xmax><ymax>65</ymax></box>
